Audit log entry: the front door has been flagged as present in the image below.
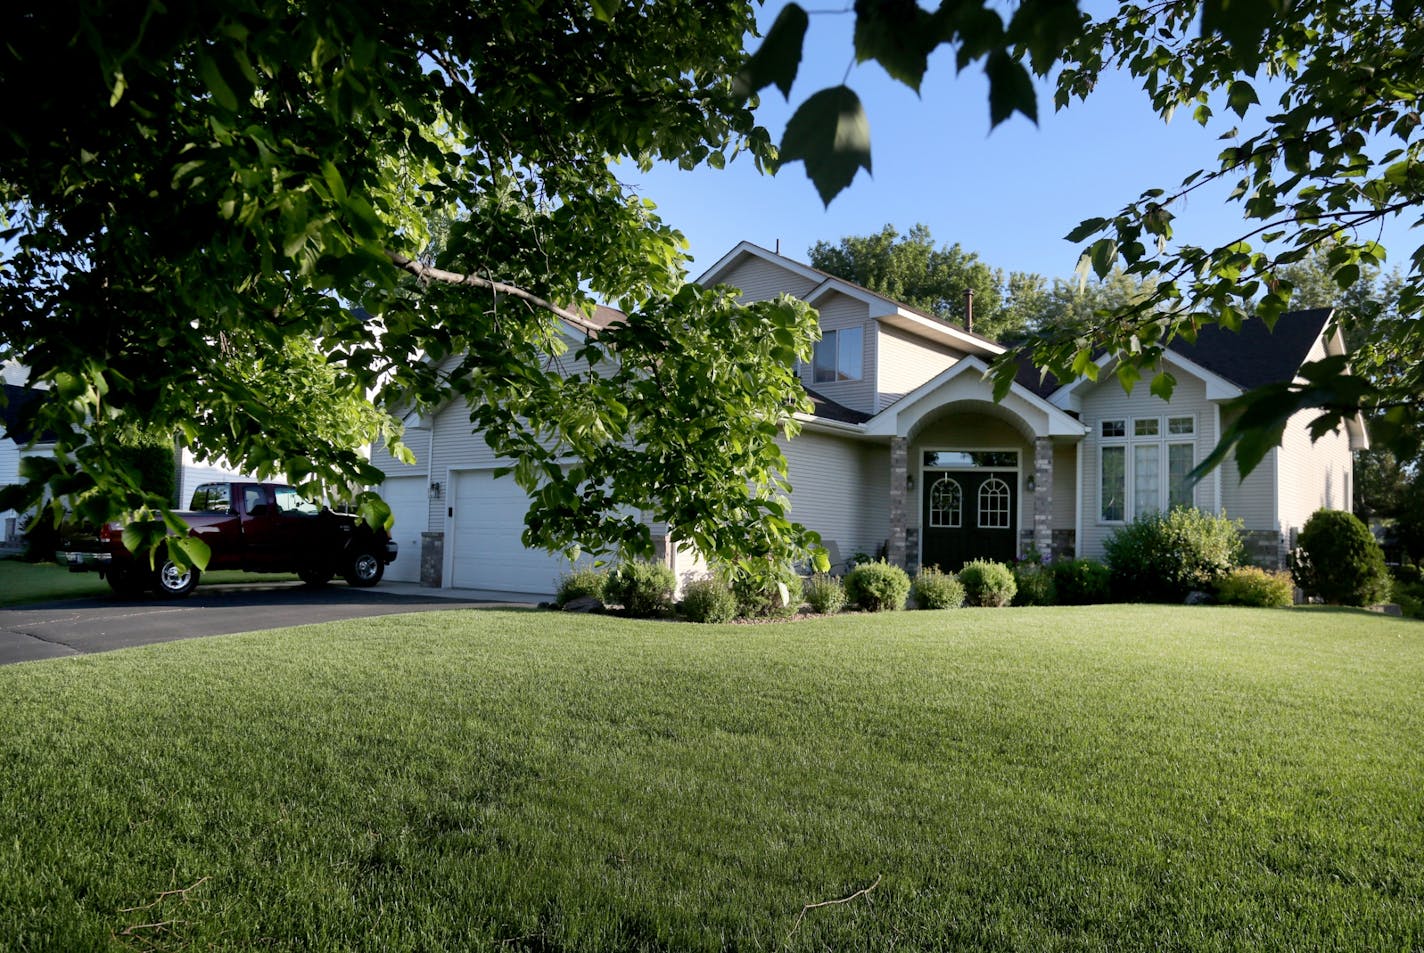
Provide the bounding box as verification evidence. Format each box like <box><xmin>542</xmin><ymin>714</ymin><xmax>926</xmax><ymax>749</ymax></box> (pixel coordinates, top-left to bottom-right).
<box><xmin>921</xmin><ymin>469</ymin><xmax>1018</xmax><ymax>571</ymax></box>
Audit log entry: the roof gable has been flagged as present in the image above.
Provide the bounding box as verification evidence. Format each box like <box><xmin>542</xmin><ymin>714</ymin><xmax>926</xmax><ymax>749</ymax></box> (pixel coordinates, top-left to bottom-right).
<box><xmin>1168</xmin><ymin>307</ymin><xmax>1333</xmax><ymax>390</ymax></box>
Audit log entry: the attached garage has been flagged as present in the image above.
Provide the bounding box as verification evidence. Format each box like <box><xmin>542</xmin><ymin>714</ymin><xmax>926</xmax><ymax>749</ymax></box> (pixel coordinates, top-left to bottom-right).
<box><xmin>447</xmin><ymin>468</ymin><xmax>572</xmax><ymax>596</ymax></box>
<box><xmin>380</xmin><ymin>475</ymin><xmax>429</xmax><ymax>583</ymax></box>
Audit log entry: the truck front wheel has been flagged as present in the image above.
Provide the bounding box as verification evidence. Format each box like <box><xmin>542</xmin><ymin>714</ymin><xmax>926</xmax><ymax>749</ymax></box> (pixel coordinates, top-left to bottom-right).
<box><xmin>107</xmin><ymin>567</ymin><xmax>148</xmax><ymax>598</ymax></box>
<box><xmin>343</xmin><ymin>550</ymin><xmax>384</xmax><ymax>587</ymax></box>
<box><xmin>154</xmin><ymin>559</ymin><xmax>200</xmax><ymax>598</ymax></box>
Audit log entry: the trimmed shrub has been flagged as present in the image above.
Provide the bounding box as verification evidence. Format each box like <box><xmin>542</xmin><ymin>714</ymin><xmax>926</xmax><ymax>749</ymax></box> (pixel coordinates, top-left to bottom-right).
<box><xmin>1290</xmin><ymin>509</ymin><xmax>1392</xmax><ymax>606</ymax></box>
<box><xmin>1050</xmin><ymin>558</ymin><xmax>1112</xmax><ymax>605</ymax></box>
<box><xmin>1393</xmin><ymin>563</ymin><xmax>1422</xmax><ymax>585</ymax></box>
<box><xmin>554</xmin><ymin>567</ymin><xmax>607</xmax><ymax>608</ymax></box>
<box><xmin>679</xmin><ymin>577</ymin><xmax>738</xmax><ymax>624</ymax></box>
<box><xmin>605</xmin><ymin>560</ymin><xmax>676</xmax><ymax>618</ymax></box>
<box><xmin>1104</xmin><ymin>508</ymin><xmax>1244</xmax><ymax>603</ymax></box>
<box><xmin>1012</xmin><ymin>562</ymin><xmax>1057</xmax><ymax>606</ymax></box>
<box><xmin>1216</xmin><ymin>566</ymin><xmax>1295</xmax><ymax>608</ymax></box>
<box><xmin>843</xmin><ymin>560</ymin><xmax>910</xmax><ymax>612</ymax></box>
<box><xmin>911</xmin><ymin>566</ymin><xmax>964</xmax><ymax>610</ymax></box>
<box><xmin>730</xmin><ymin>563</ymin><xmax>805</xmax><ymax>619</ymax></box>
<box><xmin>958</xmin><ymin>559</ymin><xmax>1017</xmax><ymax>607</ymax></box>
<box><xmin>803</xmin><ymin>573</ymin><xmax>847</xmax><ymax>614</ymax></box>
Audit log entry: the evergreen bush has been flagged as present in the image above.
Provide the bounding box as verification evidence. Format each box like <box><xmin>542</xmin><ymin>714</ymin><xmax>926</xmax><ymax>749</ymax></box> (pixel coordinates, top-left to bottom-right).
<box><xmin>843</xmin><ymin>560</ymin><xmax>910</xmax><ymax>612</ymax></box>
<box><xmin>1289</xmin><ymin>509</ymin><xmax>1392</xmax><ymax>606</ymax></box>
<box><xmin>958</xmin><ymin>559</ymin><xmax>1017</xmax><ymax>607</ymax></box>
<box><xmin>605</xmin><ymin>560</ymin><xmax>676</xmax><ymax>617</ymax></box>
<box><xmin>1103</xmin><ymin>508</ymin><xmax>1244</xmax><ymax>602</ymax></box>
<box><xmin>911</xmin><ymin>566</ymin><xmax>965</xmax><ymax>609</ymax></box>
<box><xmin>554</xmin><ymin>567</ymin><xmax>607</xmax><ymax>607</ymax></box>
<box><xmin>679</xmin><ymin>577</ymin><xmax>738</xmax><ymax>623</ymax></box>
<box><xmin>803</xmin><ymin>573</ymin><xmax>847</xmax><ymax>614</ymax></box>
<box><xmin>1050</xmin><ymin>558</ymin><xmax>1112</xmax><ymax>605</ymax></box>
<box><xmin>1215</xmin><ymin>566</ymin><xmax>1295</xmax><ymax>608</ymax></box>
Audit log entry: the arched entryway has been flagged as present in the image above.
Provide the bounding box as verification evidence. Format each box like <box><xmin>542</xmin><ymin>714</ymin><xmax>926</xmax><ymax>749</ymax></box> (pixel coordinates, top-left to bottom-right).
<box><xmin>920</xmin><ymin>450</ymin><xmax>1019</xmax><ymax>571</ymax></box>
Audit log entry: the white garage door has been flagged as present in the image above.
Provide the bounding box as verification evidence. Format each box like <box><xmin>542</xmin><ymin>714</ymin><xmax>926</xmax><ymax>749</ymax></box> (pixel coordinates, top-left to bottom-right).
<box><xmin>449</xmin><ymin>469</ymin><xmax>571</xmax><ymax>596</ymax></box>
<box><xmin>381</xmin><ymin>475</ymin><xmax>428</xmax><ymax>583</ymax></box>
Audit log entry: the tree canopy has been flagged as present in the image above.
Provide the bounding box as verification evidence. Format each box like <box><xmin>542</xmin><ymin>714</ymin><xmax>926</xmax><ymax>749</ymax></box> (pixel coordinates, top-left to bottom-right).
<box><xmin>0</xmin><ymin>1</ymin><xmax>826</xmax><ymax>575</ymax></box>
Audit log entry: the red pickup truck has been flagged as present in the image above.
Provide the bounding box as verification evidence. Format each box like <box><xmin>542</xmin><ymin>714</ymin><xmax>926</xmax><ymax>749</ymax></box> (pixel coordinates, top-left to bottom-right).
<box><xmin>64</xmin><ymin>481</ymin><xmax>398</xmax><ymax>597</ymax></box>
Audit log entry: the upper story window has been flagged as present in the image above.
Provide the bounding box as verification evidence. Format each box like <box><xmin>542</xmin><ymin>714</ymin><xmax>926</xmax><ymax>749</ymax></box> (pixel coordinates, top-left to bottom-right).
<box><xmin>813</xmin><ymin>326</ymin><xmax>863</xmax><ymax>383</ymax></box>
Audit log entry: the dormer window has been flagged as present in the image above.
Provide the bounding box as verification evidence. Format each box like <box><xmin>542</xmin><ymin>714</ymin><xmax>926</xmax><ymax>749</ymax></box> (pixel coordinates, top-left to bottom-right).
<box><xmin>813</xmin><ymin>326</ymin><xmax>863</xmax><ymax>382</ymax></box>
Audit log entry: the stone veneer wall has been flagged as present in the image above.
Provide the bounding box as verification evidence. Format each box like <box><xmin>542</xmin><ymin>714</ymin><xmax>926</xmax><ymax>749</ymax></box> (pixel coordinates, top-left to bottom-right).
<box><xmin>1240</xmin><ymin>529</ymin><xmax>1288</xmax><ymax>570</ymax></box>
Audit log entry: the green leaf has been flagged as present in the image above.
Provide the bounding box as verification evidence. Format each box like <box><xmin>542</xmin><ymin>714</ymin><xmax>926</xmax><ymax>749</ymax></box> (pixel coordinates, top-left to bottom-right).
<box><xmin>1226</xmin><ymin>80</ymin><xmax>1259</xmax><ymax>118</ymax></box>
<box><xmin>589</xmin><ymin>0</ymin><xmax>618</xmax><ymax>22</ymax></box>
<box><xmin>170</xmin><ymin>534</ymin><xmax>212</xmax><ymax>572</ymax></box>
<box><xmin>854</xmin><ymin>0</ymin><xmax>939</xmax><ymax>92</ymax></box>
<box><xmin>778</xmin><ymin>86</ymin><xmax>872</xmax><ymax>206</ymax></box>
<box><xmin>1064</xmin><ymin>218</ymin><xmax>1107</xmax><ymax>243</ymax></box>
<box><xmin>735</xmin><ymin>4</ymin><xmax>808</xmax><ymax>100</ymax></box>
<box><xmin>985</xmin><ymin>51</ymin><xmax>1038</xmax><ymax>127</ymax></box>
<box><xmin>1089</xmin><ymin>238</ymin><xmax>1117</xmax><ymax>279</ymax></box>
<box><xmin>198</xmin><ymin>53</ymin><xmax>239</xmax><ymax>112</ymax></box>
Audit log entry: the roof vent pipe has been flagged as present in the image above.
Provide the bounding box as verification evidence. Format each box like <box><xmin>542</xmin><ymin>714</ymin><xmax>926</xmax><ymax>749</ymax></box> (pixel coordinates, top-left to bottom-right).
<box><xmin>964</xmin><ymin>288</ymin><xmax>974</xmax><ymax>334</ymax></box>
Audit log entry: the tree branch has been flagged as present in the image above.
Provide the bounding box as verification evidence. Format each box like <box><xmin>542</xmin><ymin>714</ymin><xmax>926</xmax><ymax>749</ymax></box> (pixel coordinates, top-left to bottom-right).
<box><xmin>384</xmin><ymin>251</ymin><xmax>600</xmax><ymax>335</ymax></box>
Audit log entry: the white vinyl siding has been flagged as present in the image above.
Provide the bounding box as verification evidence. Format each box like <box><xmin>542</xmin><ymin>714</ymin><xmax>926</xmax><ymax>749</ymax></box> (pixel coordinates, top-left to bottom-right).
<box><xmin>717</xmin><ymin>255</ymin><xmax>818</xmax><ymax>304</ymax></box>
<box><xmin>1052</xmin><ymin>444</ymin><xmax>1077</xmax><ymax>532</ymax></box>
<box><xmin>875</xmin><ymin>324</ymin><xmax>962</xmax><ymax>410</ymax></box>
<box><xmin>1218</xmin><ymin>406</ymin><xmax>1279</xmax><ymax>534</ymax></box>
<box><xmin>1277</xmin><ymin>410</ymin><xmax>1354</xmax><ymax>542</ymax></box>
<box><xmin>780</xmin><ymin>430</ymin><xmax>891</xmax><ymax>567</ymax></box>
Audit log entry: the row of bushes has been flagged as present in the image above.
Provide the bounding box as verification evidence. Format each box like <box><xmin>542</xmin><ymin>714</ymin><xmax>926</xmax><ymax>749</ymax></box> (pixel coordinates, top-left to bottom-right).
<box><xmin>556</xmin><ymin>506</ymin><xmax>1388</xmax><ymax>622</ymax></box>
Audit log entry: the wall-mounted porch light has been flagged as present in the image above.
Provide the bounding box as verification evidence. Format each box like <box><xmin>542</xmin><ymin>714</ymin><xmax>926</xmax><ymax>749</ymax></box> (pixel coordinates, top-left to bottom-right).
<box><xmin>428</xmin><ymin>481</ymin><xmax>442</xmax><ymax>500</ymax></box>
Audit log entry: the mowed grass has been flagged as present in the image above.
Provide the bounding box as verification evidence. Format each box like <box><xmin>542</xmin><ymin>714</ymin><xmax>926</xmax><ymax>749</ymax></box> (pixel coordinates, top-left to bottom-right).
<box><xmin>1</xmin><ymin>607</ymin><xmax>1421</xmax><ymax>951</ymax></box>
<box><xmin>0</xmin><ymin>558</ymin><xmax>299</xmax><ymax>605</ymax></box>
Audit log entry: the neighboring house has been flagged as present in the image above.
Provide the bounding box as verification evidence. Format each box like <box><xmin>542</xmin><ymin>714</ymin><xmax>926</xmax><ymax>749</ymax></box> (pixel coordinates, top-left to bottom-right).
<box><xmin>368</xmin><ymin>242</ymin><xmax>1366</xmax><ymax>597</ymax></box>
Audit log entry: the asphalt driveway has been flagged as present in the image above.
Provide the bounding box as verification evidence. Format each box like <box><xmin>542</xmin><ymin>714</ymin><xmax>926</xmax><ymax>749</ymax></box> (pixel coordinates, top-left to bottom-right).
<box><xmin>0</xmin><ymin>583</ymin><xmax>534</xmax><ymax>665</ymax></box>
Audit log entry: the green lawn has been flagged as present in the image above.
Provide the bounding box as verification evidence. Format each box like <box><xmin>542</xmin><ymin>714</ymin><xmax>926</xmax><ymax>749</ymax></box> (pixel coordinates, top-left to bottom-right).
<box><xmin>0</xmin><ymin>558</ymin><xmax>300</xmax><ymax>605</ymax></box>
<box><xmin>1</xmin><ymin>606</ymin><xmax>1421</xmax><ymax>951</ymax></box>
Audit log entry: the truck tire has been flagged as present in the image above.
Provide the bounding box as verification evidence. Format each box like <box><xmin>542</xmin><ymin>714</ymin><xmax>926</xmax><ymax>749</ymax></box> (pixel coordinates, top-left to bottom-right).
<box><xmin>298</xmin><ymin>566</ymin><xmax>331</xmax><ymax>587</ymax></box>
<box><xmin>154</xmin><ymin>559</ymin><xmax>200</xmax><ymax>597</ymax></box>
<box><xmin>107</xmin><ymin>567</ymin><xmax>148</xmax><ymax>598</ymax></box>
<box><xmin>343</xmin><ymin>550</ymin><xmax>384</xmax><ymax>587</ymax></box>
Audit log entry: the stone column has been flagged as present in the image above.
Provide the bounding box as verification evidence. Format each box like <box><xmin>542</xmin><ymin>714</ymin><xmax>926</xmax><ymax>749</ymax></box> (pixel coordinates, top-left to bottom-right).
<box><xmin>420</xmin><ymin>531</ymin><xmax>444</xmax><ymax>587</ymax></box>
<box><xmin>889</xmin><ymin>436</ymin><xmax>908</xmax><ymax>568</ymax></box>
<box><xmin>1032</xmin><ymin>437</ymin><xmax>1054</xmax><ymax>562</ymax></box>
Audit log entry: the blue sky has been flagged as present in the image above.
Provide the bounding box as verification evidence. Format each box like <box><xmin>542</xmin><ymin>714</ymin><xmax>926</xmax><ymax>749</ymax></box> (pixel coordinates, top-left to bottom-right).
<box><xmin>628</xmin><ymin>2</ymin><xmax>1412</xmax><ymax>285</ymax></box>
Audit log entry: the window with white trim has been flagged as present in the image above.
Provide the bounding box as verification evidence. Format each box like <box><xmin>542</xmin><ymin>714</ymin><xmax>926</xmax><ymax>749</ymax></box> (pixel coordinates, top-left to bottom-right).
<box><xmin>1099</xmin><ymin>415</ymin><xmax>1197</xmax><ymax>521</ymax></box>
<box><xmin>929</xmin><ymin>476</ymin><xmax>963</xmax><ymax>528</ymax></box>
<box><xmin>978</xmin><ymin>478</ymin><xmax>1012</xmax><ymax>529</ymax></box>
<box><xmin>812</xmin><ymin>326</ymin><xmax>864</xmax><ymax>382</ymax></box>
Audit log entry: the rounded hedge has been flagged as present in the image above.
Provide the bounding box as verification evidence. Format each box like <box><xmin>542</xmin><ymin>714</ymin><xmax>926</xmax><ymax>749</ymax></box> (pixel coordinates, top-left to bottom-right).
<box><xmin>1050</xmin><ymin>558</ymin><xmax>1112</xmax><ymax>605</ymax></box>
<box><xmin>843</xmin><ymin>560</ymin><xmax>910</xmax><ymax>612</ymax></box>
<box><xmin>958</xmin><ymin>559</ymin><xmax>1017</xmax><ymax>607</ymax></box>
<box><xmin>1103</xmin><ymin>507</ymin><xmax>1244</xmax><ymax>603</ymax></box>
<box><xmin>605</xmin><ymin>560</ymin><xmax>676</xmax><ymax>617</ymax></box>
<box><xmin>730</xmin><ymin>563</ymin><xmax>804</xmax><ymax>619</ymax></box>
<box><xmin>911</xmin><ymin>566</ymin><xmax>965</xmax><ymax>609</ymax></box>
<box><xmin>555</xmin><ymin>567</ymin><xmax>607</xmax><ymax>608</ymax></box>
<box><xmin>679</xmin><ymin>577</ymin><xmax>738</xmax><ymax>623</ymax></box>
<box><xmin>1290</xmin><ymin>509</ymin><xmax>1391</xmax><ymax>606</ymax></box>
<box><xmin>1216</xmin><ymin>566</ymin><xmax>1294</xmax><ymax>608</ymax></box>
<box><xmin>803</xmin><ymin>573</ymin><xmax>847</xmax><ymax>614</ymax></box>
<box><xmin>1012</xmin><ymin>562</ymin><xmax>1057</xmax><ymax>606</ymax></box>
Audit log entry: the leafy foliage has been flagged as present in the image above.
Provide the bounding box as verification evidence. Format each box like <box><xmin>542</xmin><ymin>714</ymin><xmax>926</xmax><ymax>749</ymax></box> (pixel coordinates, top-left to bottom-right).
<box><xmin>729</xmin><ymin>561</ymin><xmax>804</xmax><ymax>619</ymax></box>
<box><xmin>803</xmin><ymin>573</ymin><xmax>847</xmax><ymax>614</ymax></box>
<box><xmin>555</xmin><ymin>568</ymin><xmax>608</xmax><ymax>609</ymax></box>
<box><xmin>1051</xmin><ymin>558</ymin><xmax>1113</xmax><ymax>606</ymax></box>
<box><xmin>843</xmin><ymin>560</ymin><xmax>910</xmax><ymax>612</ymax></box>
<box><xmin>0</xmin><ymin>1</ymin><xmax>836</xmax><ymax>585</ymax></box>
<box><xmin>1104</xmin><ymin>508</ymin><xmax>1244</xmax><ymax>603</ymax></box>
<box><xmin>957</xmin><ymin>559</ymin><xmax>1017</xmax><ymax>608</ymax></box>
<box><xmin>605</xmin><ymin>561</ymin><xmax>677</xmax><ymax>619</ymax></box>
<box><xmin>1216</xmin><ymin>567</ymin><xmax>1295</xmax><ymax>608</ymax></box>
<box><xmin>678</xmin><ymin>577</ymin><xmax>739</xmax><ymax>624</ymax></box>
<box><xmin>911</xmin><ymin>565</ymin><xmax>966</xmax><ymax>610</ymax></box>
<box><xmin>1013</xmin><ymin>562</ymin><xmax>1058</xmax><ymax>607</ymax></box>
<box><xmin>1290</xmin><ymin>509</ymin><xmax>1392</xmax><ymax>607</ymax></box>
